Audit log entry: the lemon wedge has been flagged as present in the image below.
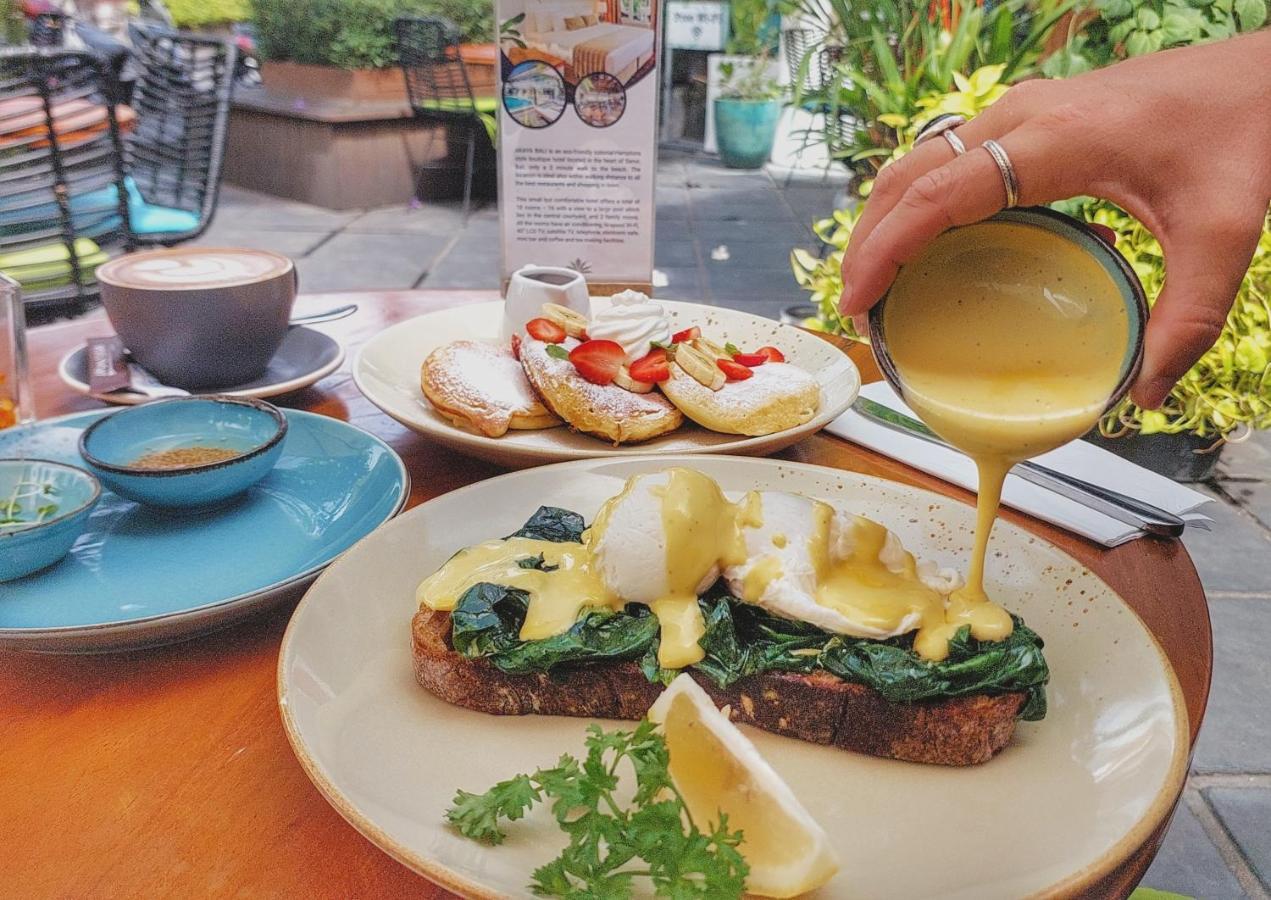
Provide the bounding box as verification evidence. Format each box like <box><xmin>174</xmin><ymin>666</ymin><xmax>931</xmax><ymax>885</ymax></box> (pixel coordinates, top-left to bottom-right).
<box><xmin>647</xmin><ymin>674</ymin><xmax>839</xmax><ymax>898</ymax></box>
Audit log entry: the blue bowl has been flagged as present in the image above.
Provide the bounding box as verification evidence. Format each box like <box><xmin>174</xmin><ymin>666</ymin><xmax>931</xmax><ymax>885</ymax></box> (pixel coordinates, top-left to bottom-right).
<box><xmin>77</xmin><ymin>396</ymin><xmax>288</xmax><ymax>510</ymax></box>
<box><xmin>0</xmin><ymin>459</ymin><xmax>102</xmax><ymax>582</ymax></box>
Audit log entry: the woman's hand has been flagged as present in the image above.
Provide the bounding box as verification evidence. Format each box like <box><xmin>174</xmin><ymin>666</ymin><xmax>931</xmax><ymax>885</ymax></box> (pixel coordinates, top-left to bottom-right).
<box><xmin>838</xmin><ymin>31</ymin><xmax>1271</xmax><ymax>408</ymax></box>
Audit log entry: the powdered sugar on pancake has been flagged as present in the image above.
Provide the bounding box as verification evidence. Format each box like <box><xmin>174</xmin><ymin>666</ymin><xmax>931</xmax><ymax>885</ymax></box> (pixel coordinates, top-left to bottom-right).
<box><xmin>664</xmin><ymin>361</ymin><xmax>821</xmax><ymax>435</ymax></box>
<box><xmin>520</xmin><ymin>337</ymin><xmax>681</xmax><ymax>443</ymax></box>
<box><xmin>674</xmin><ymin>362</ymin><xmax>817</xmax><ymax>414</ymax></box>
<box><xmin>421</xmin><ymin>341</ymin><xmax>548</xmax><ymax>437</ymax></box>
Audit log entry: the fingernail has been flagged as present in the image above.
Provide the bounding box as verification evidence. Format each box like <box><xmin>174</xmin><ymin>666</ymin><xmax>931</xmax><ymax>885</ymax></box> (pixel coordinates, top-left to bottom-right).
<box><xmin>839</xmin><ymin>277</ymin><xmax>853</xmax><ymax>312</ymax></box>
<box><xmin>1135</xmin><ymin>376</ymin><xmax>1173</xmax><ymax>409</ymax></box>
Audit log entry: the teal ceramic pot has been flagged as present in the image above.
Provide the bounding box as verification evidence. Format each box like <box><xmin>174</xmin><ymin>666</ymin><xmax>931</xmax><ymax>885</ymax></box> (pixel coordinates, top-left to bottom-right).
<box><xmin>714</xmin><ymin>98</ymin><xmax>782</xmax><ymax>169</ymax></box>
<box><xmin>0</xmin><ymin>459</ymin><xmax>101</xmax><ymax>582</ymax></box>
<box><xmin>78</xmin><ymin>396</ymin><xmax>287</xmax><ymax>510</ymax></box>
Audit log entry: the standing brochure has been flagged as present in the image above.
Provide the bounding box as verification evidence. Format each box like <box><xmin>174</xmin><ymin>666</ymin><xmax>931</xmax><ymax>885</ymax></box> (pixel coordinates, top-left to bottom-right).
<box><xmin>497</xmin><ymin>0</ymin><xmax>659</xmax><ymax>294</ymax></box>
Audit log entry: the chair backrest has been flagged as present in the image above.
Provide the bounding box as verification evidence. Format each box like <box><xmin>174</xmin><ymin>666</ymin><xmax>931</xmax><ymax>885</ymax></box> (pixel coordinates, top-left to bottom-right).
<box><xmin>0</xmin><ymin>49</ymin><xmax>133</xmax><ymax>315</ymax></box>
<box><xmin>124</xmin><ymin>25</ymin><xmax>237</xmax><ymax>244</ymax></box>
<box><xmin>395</xmin><ymin>16</ymin><xmax>477</xmax><ymax>117</ymax></box>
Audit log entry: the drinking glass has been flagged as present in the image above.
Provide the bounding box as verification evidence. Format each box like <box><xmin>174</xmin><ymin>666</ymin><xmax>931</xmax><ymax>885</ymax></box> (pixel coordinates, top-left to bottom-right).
<box><xmin>1</xmin><ymin>273</ymin><xmax>32</xmax><ymax>430</ymax></box>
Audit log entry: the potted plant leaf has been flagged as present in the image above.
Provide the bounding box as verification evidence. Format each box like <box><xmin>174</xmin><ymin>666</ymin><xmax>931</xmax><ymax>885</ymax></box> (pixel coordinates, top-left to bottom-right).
<box><xmin>712</xmin><ymin>0</ymin><xmax>784</xmax><ymax>169</ymax></box>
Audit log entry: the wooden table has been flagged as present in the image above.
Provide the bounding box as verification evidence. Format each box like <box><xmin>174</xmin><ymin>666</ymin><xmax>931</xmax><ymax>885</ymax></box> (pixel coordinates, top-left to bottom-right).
<box><xmin>2</xmin><ymin>291</ymin><xmax>1212</xmax><ymax>898</ymax></box>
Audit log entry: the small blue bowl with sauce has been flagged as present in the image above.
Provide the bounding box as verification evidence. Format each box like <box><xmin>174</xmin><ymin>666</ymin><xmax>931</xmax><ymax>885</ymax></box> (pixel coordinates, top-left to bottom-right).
<box><xmin>0</xmin><ymin>458</ymin><xmax>102</xmax><ymax>581</ymax></box>
<box><xmin>78</xmin><ymin>396</ymin><xmax>288</xmax><ymax>510</ymax></box>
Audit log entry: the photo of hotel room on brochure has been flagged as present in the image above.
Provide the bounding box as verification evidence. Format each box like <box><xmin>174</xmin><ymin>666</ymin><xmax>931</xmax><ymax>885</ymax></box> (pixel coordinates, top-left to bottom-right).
<box><xmin>500</xmin><ymin>0</ymin><xmax>657</xmax><ymax>128</ymax></box>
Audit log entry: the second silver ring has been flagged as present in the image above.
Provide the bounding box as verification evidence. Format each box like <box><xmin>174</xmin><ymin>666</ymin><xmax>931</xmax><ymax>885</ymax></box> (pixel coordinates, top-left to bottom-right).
<box><xmin>981</xmin><ymin>138</ymin><xmax>1020</xmax><ymax>208</ymax></box>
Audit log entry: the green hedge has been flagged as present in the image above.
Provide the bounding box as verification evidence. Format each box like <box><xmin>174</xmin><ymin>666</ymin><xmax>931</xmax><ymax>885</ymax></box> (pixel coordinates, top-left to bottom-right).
<box><xmin>254</xmin><ymin>0</ymin><xmax>494</xmax><ymax>70</ymax></box>
<box><xmin>166</xmin><ymin>0</ymin><xmax>252</xmax><ymax>28</ymax></box>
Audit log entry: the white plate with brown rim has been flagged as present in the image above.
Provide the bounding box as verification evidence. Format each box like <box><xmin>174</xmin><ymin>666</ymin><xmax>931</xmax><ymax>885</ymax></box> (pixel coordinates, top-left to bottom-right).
<box><xmin>351</xmin><ymin>299</ymin><xmax>860</xmax><ymax>468</ymax></box>
<box><xmin>278</xmin><ymin>455</ymin><xmax>1188</xmax><ymax>899</ymax></box>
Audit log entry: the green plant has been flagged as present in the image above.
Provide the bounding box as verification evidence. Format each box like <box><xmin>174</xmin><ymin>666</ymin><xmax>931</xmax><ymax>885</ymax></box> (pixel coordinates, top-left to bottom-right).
<box><xmin>718</xmin><ymin>56</ymin><xmax>785</xmax><ymax>101</ymax></box>
<box><xmin>499</xmin><ymin>11</ymin><xmax>526</xmax><ymax>50</ymax></box>
<box><xmin>164</xmin><ymin>0</ymin><xmax>252</xmax><ymax>29</ymax></box>
<box><xmin>782</xmin><ymin>0</ymin><xmax>1078</xmax><ymax>174</ymax></box>
<box><xmin>790</xmin><ymin>205</ymin><xmax>862</xmax><ymax>338</ymax></box>
<box><xmin>727</xmin><ymin>0</ymin><xmax>781</xmax><ymax>56</ymax></box>
<box><xmin>1087</xmin><ymin>0</ymin><xmax>1266</xmax><ymax>62</ymax></box>
<box><xmin>254</xmin><ymin>0</ymin><xmax>493</xmax><ymax>70</ymax></box>
<box><xmin>447</xmin><ymin>720</ymin><xmax>749</xmax><ymax>897</ymax></box>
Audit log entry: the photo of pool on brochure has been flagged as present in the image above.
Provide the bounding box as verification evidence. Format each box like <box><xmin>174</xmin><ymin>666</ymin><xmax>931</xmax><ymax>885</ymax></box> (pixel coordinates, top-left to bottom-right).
<box><xmin>497</xmin><ymin>0</ymin><xmax>659</xmax><ymax>293</ymax></box>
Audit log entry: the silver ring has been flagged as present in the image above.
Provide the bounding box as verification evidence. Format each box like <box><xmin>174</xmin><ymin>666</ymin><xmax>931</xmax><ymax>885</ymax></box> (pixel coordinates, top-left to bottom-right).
<box><xmin>942</xmin><ymin>129</ymin><xmax>966</xmax><ymax>156</ymax></box>
<box><xmin>914</xmin><ymin>114</ymin><xmax>966</xmax><ymax>147</ymax></box>
<box><xmin>981</xmin><ymin>139</ymin><xmax>1020</xmax><ymax>208</ymax></box>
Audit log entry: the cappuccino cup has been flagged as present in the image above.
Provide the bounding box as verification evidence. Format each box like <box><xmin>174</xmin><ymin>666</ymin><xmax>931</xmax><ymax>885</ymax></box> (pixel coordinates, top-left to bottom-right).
<box><xmin>97</xmin><ymin>247</ymin><xmax>297</xmax><ymax>390</ymax></box>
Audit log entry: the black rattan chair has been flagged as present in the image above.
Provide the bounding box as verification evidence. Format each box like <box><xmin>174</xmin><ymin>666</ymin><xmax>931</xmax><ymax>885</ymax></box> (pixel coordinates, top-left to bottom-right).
<box><xmin>122</xmin><ymin>25</ymin><xmax>236</xmax><ymax>245</ymax></box>
<box><xmin>395</xmin><ymin>15</ymin><xmax>495</xmax><ymax>221</ymax></box>
<box><xmin>0</xmin><ymin>49</ymin><xmax>133</xmax><ymax>317</ymax></box>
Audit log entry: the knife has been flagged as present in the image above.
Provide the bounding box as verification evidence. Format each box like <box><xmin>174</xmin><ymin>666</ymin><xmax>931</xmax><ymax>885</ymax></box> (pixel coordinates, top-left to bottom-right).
<box><xmin>852</xmin><ymin>397</ymin><xmax>1189</xmax><ymax>539</ymax></box>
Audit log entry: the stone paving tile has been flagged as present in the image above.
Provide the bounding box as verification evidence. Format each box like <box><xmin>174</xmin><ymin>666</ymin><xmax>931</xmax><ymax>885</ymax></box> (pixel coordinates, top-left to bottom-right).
<box><xmin>653</xmin><ymin>266</ymin><xmax>704</xmax><ymax>301</ymax></box>
<box><xmin>654</xmin><ymin>237</ymin><xmax>700</xmax><ymax>269</ymax></box>
<box><xmin>1206</xmin><ymin>786</ymin><xmax>1271</xmax><ymax>891</ymax></box>
<box><xmin>683</xmin><ymin>168</ymin><xmax>774</xmax><ymax>191</ymax></box>
<box><xmin>690</xmin><ymin>216</ymin><xmax>814</xmax><ymax>246</ymax></box>
<box><xmin>343</xmin><ymin>204</ymin><xmax>470</xmax><ymax>236</ymax></box>
<box><xmin>690</xmin><ymin>190</ymin><xmax>797</xmax><ymax>222</ymax></box>
<box><xmin>189</xmin><ymin>227</ymin><xmax>328</xmax><ymax>259</ymax></box>
<box><xmin>655</xmin><ymin>218</ymin><xmax>693</xmax><ymax>243</ymax></box>
<box><xmin>697</xmin><ymin>238</ymin><xmax>814</xmax><ymax>271</ymax></box>
<box><xmin>655</xmin><ymin>187</ymin><xmax>692</xmax><ymax>221</ymax></box>
<box><xmin>421</xmin><ymin>237</ymin><xmax>501</xmax><ymax>290</ymax></box>
<box><xmin>1225</xmin><ymin>481</ymin><xmax>1271</xmax><ymax>533</ymax></box>
<box><xmin>1216</xmin><ymin>430</ymin><xmax>1271</xmax><ymax>481</ymax></box>
<box><xmin>1142</xmin><ymin>799</ymin><xmax>1248</xmax><ymax>899</ymax></box>
<box><xmin>296</xmin><ymin>231</ymin><xmax>449</xmax><ymax>292</ymax></box>
<box><xmin>704</xmin><ymin>264</ymin><xmax>805</xmax><ymax>303</ymax></box>
<box><xmin>1192</xmin><ymin>599</ymin><xmax>1271</xmax><ymax>774</ymax></box>
<box><xmin>1181</xmin><ymin>487</ymin><xmax>1271</xmax><ymax>593</ymax></box>
<box><xmin>214</xmin><ymin>186</ymin><xmax>360</xmax><ymax>232</ymax></box>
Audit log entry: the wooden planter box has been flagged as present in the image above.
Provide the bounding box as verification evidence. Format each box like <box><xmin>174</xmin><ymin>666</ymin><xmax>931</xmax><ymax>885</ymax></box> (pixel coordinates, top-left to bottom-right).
<box><xmin>261</xmin><ymin>61</ymin><xmax>408</xmax><ymax>103</ymax></box>
<box><xmin>260</xmin><ymin>46</ymin><xmax>497</xmax><ymax>105</ymax></box>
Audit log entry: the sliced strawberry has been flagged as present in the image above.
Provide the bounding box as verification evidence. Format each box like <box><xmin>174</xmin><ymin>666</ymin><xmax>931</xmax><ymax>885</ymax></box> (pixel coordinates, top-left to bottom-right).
<box><xmin>732</xmin><ymin>352</ymin><xmax>768</xmax><ymax>367</ymax></box>
<box><xmin>628</xmin><ymin>348</ymin><xmax>670</xmax><ymax>384</ymax></box>
<box><xmin>569</xmin><ymin>339</ymin><xmax>625</xmax><ymax>385</ymax></box>
<box><xmin>510</xmin><ymin>332</ymin><xmax>522</xmax><ymax>360</ymax></box>
<box><xmin>755</xmin><ymin>345</ymin><xmax>785</xmax><ymax>363</ymax></box>
<box><xmin>671</xmin><ymin>325</ymin><xmax>700</xmax><ymax>343</ymax></box>
<box><xmin>526</xmin><ymin>317</ymin><xmax>566</xmax><ymax>343</ymax></box>
<box><xmin>717</xmin><ymin>358</ymin><xmax>753</xmax><ymax>381</ymax></box>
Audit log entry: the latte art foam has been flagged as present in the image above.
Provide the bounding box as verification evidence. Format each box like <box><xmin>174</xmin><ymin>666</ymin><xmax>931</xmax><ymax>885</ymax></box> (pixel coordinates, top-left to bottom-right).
<box><xmin>98</xmin><ymin>248</ymin><xmax>291</xmax><ymax>290</ymax></box>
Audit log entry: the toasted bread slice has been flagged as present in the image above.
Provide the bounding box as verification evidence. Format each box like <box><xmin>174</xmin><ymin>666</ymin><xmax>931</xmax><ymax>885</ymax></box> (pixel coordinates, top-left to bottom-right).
<box><xmin>412</xmin><ymin>608</ymin><xmax>1025</xmax><ymax>767</ymax></box>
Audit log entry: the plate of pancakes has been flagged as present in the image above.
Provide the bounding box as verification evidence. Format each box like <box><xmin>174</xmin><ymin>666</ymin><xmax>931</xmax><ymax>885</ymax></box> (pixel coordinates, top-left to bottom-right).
<box><xmin>352</xmin><ymin>298</ymin><xmax>860</xmax><ymax>467</ymax></box>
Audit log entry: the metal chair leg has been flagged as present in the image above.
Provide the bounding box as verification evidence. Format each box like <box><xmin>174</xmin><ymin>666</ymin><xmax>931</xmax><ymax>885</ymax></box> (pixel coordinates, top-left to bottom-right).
<box><xmin>462</xmin><ymin>123</ymin><xmax>475</xmax><ymax>224</ymax></box>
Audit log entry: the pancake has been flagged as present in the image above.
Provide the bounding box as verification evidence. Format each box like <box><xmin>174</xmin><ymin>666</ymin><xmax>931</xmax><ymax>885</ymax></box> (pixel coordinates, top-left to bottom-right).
<box><xmin>421</xmin><ymin>340</ymin><xmax>561</xmax><ymax>437</ymax></box>
<box><xmin>519</xmin><ymin>337</ymin><xmax>683</xmax><ymax>444</ymax></box>
<box><xmin>661</xmin><ymin>361</ymin><xmax>820</xmax><ymax>435</ymax></box>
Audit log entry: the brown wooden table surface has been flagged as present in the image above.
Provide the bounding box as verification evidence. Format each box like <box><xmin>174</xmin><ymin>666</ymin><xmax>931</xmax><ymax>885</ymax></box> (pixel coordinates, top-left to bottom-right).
<box><xmin>2</xmin><ymin>291</ymin><xmax>1212</xmax><ymax>898</ymax></box>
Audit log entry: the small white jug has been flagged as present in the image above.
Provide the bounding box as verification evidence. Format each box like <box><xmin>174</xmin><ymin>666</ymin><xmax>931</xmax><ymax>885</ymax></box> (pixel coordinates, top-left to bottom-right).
<box><xmin>503</xmin><ymin>264</ymin><xmax>591</xmax><ymax>341</ymax></box>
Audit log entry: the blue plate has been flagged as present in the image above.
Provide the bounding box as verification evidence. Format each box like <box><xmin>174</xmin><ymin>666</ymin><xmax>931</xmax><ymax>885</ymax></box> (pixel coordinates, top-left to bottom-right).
<box><xmin>0</xmin><ymin>409</ymin><xmax>408</xmax><ymax>652</ymax></box>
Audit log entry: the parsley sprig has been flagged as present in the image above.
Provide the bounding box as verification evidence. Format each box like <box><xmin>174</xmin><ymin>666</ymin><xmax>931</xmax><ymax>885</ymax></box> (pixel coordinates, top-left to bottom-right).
<box><xmin>446</xmin><ymin>720</ymin><xmax>748</xmax><ymax>898</ymax></box>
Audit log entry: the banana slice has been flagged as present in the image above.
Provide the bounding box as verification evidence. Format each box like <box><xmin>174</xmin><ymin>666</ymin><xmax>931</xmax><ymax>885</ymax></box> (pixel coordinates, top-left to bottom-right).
<box><xmin>613</xmin><ymin>366</ymin><xmax>655</xmax><ymax>394</ymax></box>
<box><xmin>692</xmin><ymin>336</ymin><xmax>728</xmax><ymax>360</ymax></box>
<box><xmin>668</xmin><ymin>341</ymin><xmax>725</xmax><ymax>391</ymax></box>
<box><xmin>541</xmin><ymin>303</ymin><xmax>589</xmax><ymax>338</ymax></box>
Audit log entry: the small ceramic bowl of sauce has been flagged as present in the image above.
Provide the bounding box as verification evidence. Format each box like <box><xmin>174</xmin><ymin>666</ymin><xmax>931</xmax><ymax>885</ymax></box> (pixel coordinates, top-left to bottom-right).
<box><xmin>865</xmin><ymin>206</ymin><xmax>1148</xmax><ymax>623</ymax></box>
<box><xmin>0</xmin><ymin>458</ymin><xmax>102</xmax><ymax>581</ymax></box>
<box><xmin>78</xmin><ymin>396</ymin><xmax>287</xmax><ymax>510</ymax></box>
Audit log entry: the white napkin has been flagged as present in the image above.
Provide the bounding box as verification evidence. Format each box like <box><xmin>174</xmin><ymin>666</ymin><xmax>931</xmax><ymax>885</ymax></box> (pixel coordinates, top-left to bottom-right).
<box><xmin>826</xmin><ymin>382</ymin><xmax>1212</xmax><ymax>547</ymax></box>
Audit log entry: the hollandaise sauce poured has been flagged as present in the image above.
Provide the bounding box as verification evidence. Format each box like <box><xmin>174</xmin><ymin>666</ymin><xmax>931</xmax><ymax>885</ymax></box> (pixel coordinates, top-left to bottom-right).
<box><xmin>883</xmin><ymin>219</ymin><xmax>1130</xmax><ymax>641</ymax></box>
<box><xmin>417</xmin><ymin>467</ymin><xmax>1007</xmax><ymax>667</ymax></box>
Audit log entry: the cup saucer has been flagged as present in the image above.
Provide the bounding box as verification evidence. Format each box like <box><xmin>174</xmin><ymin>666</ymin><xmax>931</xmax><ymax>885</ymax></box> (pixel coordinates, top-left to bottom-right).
<box><xmin>58</xmin><ymin>326</ymin><xmax>344</xmax><ymax>406</ymax></box>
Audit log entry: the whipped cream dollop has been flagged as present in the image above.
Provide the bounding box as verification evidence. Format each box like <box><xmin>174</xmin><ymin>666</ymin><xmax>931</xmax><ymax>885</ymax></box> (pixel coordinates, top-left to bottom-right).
<box><xmin>587</xmin><ymin>290</ymin><xmax>672</xmax><ymax>363</ymax></box>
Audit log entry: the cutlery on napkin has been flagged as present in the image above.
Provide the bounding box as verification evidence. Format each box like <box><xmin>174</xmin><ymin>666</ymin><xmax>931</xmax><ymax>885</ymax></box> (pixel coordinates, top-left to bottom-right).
<box><xmin>827</xmin><ymin>382</ymin><xmax>1213</xmax><ymax>547</ymax></box>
